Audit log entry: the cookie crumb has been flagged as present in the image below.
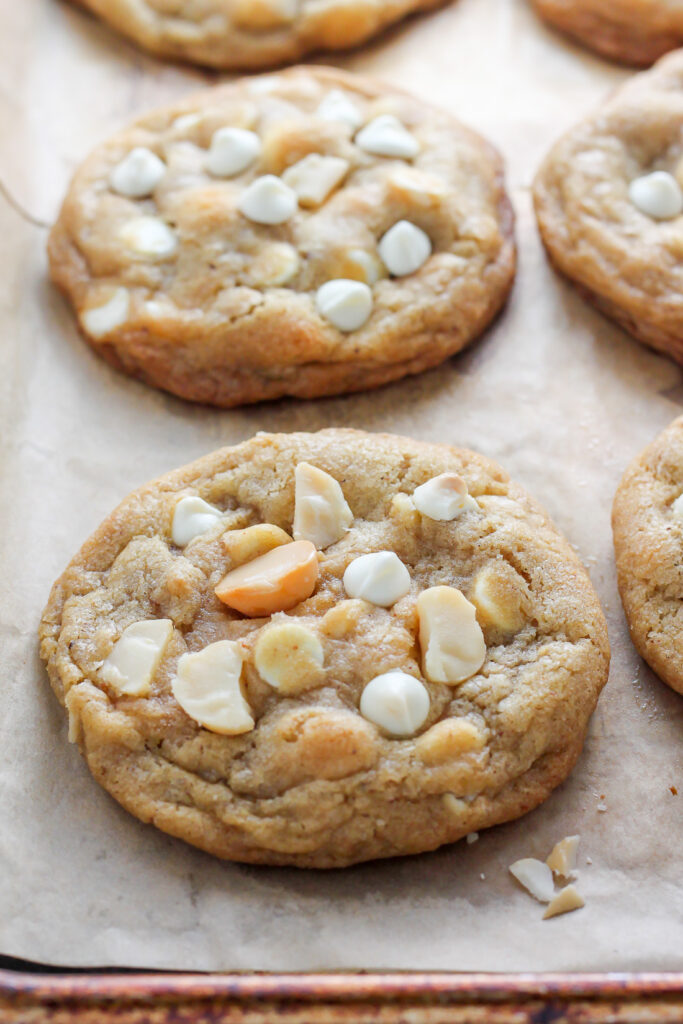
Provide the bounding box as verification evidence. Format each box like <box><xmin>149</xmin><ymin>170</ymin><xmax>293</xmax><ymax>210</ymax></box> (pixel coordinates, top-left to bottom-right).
<box><xmin>466</xmin><ymin>832</ymin><xmax>479</xmax><ymax>845</ymax></box>
<box><xmin>670</xmin><ymin>786</ymin><xmax>678</xmax><ymax>796</ymax></box>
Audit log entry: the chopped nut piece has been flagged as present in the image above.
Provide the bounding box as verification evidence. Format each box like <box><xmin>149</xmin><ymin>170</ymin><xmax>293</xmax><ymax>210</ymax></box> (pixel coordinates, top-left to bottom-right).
<box><xmin>390</xmin><ymin>492</ymin><xmax>420</xmax><ymax>528</ymax></box>
<box><xmin>221</xmin><ymin>523</ymin><xmax>292</xmax><ymax>566</ymax></box>
<box><xmin>293</xmin><ymin>461</ymin><xmax>353</xmax><ymax>550</ymax></box>
<box><xmin>546</xmin><ymin>835</ymin><xmax>580</xmax><ymax>879</ymax></box>
<box><xmin>100</xmin><ymin>619</ymin><xmax>173</xmax><ymax>697</ymax></box>
<box><xmin>415</xmin><ymin>717</ymin><xmax>485</xmax><ymax>765</ymax></box>
<box><xmin>172</xmin><ymin>496</ymin><xmax>223</xmax><ymax>547</ymax></box>
<box><xmin>417</xmin><ymin>586</ymin><xmax>486</xmax><ymax>684</ymax></box>
<box><xmin>320</xmin><ymin>598</ymin><xmax>366</xmax><ymax>638</ymax></box>
<box><xmin>282</xmin><ymin>154</ymin><xmax>349</xmax><ymax>207</ymax></box>
<box><xmin>215</xmin><ymin>539</ymin><xmax>318</xmax><ymax>617</ymax></box>
<box><xmin>412</xmin><ymin>472</ymin><xmax>476</xmax><ymax>521</ymax></box>
<box><xmin>172</xmin><ymin>640</ymin><xmax>254</xmax><ymax>735</ymax></box>
<box><xmin>470</xmin><ymin>563</ymin><xmax>527</xmax><ymax>636</ymax></box>
<box><xmin>509</xmin><ymin>858</ymin><xmax>554</xmax><ymax>903</ymax></box>
<box><xmin>543</xmin><ymin>884</ymin><xmax>585</xmax><ymax>920</ymax></box>
<box><xmin>359</xmin><ymin>670</ymin><xmax>430</xmax><ymax>737</ymax></box>
<box><xmin>80</xmin><ymin>288</ymin><xmax>130</xmax><ymax>337</ymax></box>
<box><xmin>344</xmin><ymin>551</ymin><xmax>411</xmax><ymax>607</ymax></box>
<box><xmin>254</xmin><ymin>620</ymin><xmax>324</xmax><ymax>695</ymax></box>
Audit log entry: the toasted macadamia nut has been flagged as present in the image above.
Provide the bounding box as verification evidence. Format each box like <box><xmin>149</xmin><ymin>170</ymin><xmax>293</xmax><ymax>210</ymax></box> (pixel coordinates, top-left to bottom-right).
<box><xmin>413</xmin><ymin>472</ymin><xmax>476</xmax><ymax>521</ymax></box>
<box><xmin>316</xmin><ymin>90</ymin><xmax>363</xmax><ymax>129</ymax></box>
<box><xmin>238</xmin><ymin>175</ymin><xmax>298</xmax><ymax>225</ymax></box>
<box><xmin>221</xmin><ymin>523</ymin><xmax>292</xmax><ymax>566</ymax></box>
<box><xmin>248</xmin><ymin>243</ymin><xmax>299</xmax><ymax>287</ymax></box>
<box><xmin>206</xmin><ymin>127</ymin><xmax>261</xmax><ymax>178</ymax></box>
<box><xmin>282</xmin><ymin>154</ymin><xmax>349</xmax><ymax>207</ymax></box>
<box><xmin>172</xmin><ymin>640</ymin><xmax>254</xmax><ymax>735</ymax></box>
<box><xmin>254</xmin><ymin>620</ymin><xmax>324</xmax><ymax>694</ymax></box>
<box><xmin>543</xmin><ymin>885</ymin><xmax>585</xmax><ymax>920</ymax></box>
<box><xmin>100</xmin><ymin>619</ymin><xmax>173</xmax><ymax>697</ymax></box>
<box><xmin>215</xmin><ymin>539</ymin><xmax>318</xmax><ymax>616</ymax></box>
<box><xmin>343</xmin><ymin>551</ymin><xmax>411</xmax><ymax>607</ymax></box>
<box><xmin>417</xmin><ymin>586</ymin><xmax>486</xmax><ymax>684</ymax></box>
<box><xmin>80</xmin><ymin>288</ymin><xmax>130</xmax><ymax>337</ymax></box>
<box><xmin>546</xmin><ymin>835</ymin><xmax>580</xmax><ymax>879</ymax></box>
<box><xmin>172</xmin><ymin>496</ymin><xmax>223</xmax><ymax>547</ymax></box>
<box><xmin>509</xmin><ymin>858</ymin><xmax>554</xmax><ymax>903</ymax></box>
<box><xmin>415</xmin><ymin>717</ymin><xmax>485</xmax><ymax>765</ymax></box>
<box><xmin>629</xmin><ymin>171</ymin><xmax>683</xmax><ymax>220</ymax></box>
<box><xmin>360</xmin><ymin>670</ymin><xmax>430</xmax><ymax>736</ymax></box>
<box><xmin>355</xmin><ymin>115</ymin><xmax>419</xmax><ymax>159</ymax></box>
<box><xmin>109</xmin><ymin>147</ymin><xmax>165</xmax><ymax>198</ymax></box>
<box><xmin>470</xmin><ymin>564</ymin><xmax>527</xmax><ymax>637</ymax></box>
<box><xmin>379</xmin><ymin>220</ymin><xmax>432</xmax><ymax>276</ymax></box>
<box><xmin>119</xmin><ymin>216</ymin><xmax>177</xmax><ymax>257</ymax></box>
<box><xmin>320</xmin><ymin>599</ymin><xmax>366</xmax><ymax>638</ymax></box>
<box><xmin>316</xmin><ymin>279</ymin><xmax>373</xmax><ymax>332</ymax></box>
<box><xmin>293</xmin><ymin>462</ymin><xmax>353</xmax><ymax>550</ymax></box>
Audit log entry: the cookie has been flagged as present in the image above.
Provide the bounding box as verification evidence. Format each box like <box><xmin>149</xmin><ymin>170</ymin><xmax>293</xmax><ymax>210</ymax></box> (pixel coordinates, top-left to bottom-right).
<box><xmin>613</xmin><ymin>416</ymin><xmax>683</xmax><ymax>695</ymax></box>
<box><xmin>69</xmin><ymin>0</ymin><xmax>446</xmax><ymax>70</ymax></box>
<box><xmin>48</xmin><ymin>66</ymin><xmax>516</xmax><ymax>408</ymax></box>
<box><xmin>40</xmin><ymin>429</ymin><xmax>609</xmax><ymax>868</ymax></box>
<box><xmin>533</xmin><ymin>51</ymin><xmax>683</xmax><ymax>364</ymax></box>
<box><xmin>531</xmin><ymin>0</ymin><xmax>683</xmax><ymax>67</ymax></box>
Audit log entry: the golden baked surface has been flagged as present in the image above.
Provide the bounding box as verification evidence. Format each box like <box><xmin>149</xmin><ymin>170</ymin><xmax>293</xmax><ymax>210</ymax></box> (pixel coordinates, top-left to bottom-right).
<box><xmin>40</xmin><ymin>430</ymin><xmax>609</xmax><ymax>868</ymax></box>
<box><xmin>532</xmin><ymin>0</ymin><xmax>683</xmax><ymax>66</ymax></box>
<box><xmin>613</xmin><ymin>416</ymin><xmax>683</xmax><ymax>695</ymax></box>
<box><xmin>48</xmin><ymin>66</ymin><xmax>515</xmax><ymax>408</ymax></box>
<box><xmin>533</xmin><ymin>51</ymin><xmax>683</xmax><ymax>363</ymax></box>
<box><xmin>70</xmin><ymin>0</ymin><xmax>447</xmax><ymax>70</ymax></box>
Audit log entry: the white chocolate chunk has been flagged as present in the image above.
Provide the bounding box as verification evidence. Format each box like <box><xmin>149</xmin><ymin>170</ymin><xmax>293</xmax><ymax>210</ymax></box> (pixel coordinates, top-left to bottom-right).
<box><xmin>629</xmin><ymin>171</ymin><xmax>683</xmax><ymax>220</ymax></box>
<box><xmin>509</xmin><ymin>858</ymin><xmax>555</xmax><ymax>903</ymax></box>
<box><xmin>238</xmin><ymin>175</ymin><xmax>298</xmax><ymax>225</ymax></box>
<box><xmin>343</xmin><ymin>551</ymin><xmax>411</xmax><ymax>607</ymax></box>
<box><xmin>672</xmin><ymin>494</ymin><xmax>683</xmax><ymax>519</ymax></box>
<box><xmin>316</xmin><ymin>90</ymin><xmax>364</xmax><ymax>130</ymax></box>
<box><xmin>249</xmin><ymin>243</ymin><xmax>300</xmax><ymax>287</ymax></box>
<box><xmin>360</xmin><ymin>670</ymin><xmax>430</xmax><ymax>736</ymax></box>
<box><xmin>379</xmin><ymin>220</ymin><xmax>432</xmax><ymax>276</ymax></box>
<box><xmin>173</xmin><ymin>113</ymin><xmax>202</xmax><ymax>132</ymax></box>
<box><xmin>206</xmin><ymin>127</ymin><xmax>261</xmax><ymax>178</ymax></box>
<box><xmin>417</xmin><ymin>586</ymin><xmax>486</xmax><ymax>685</ymax></box>
<box><xmin>412</xmin><ymin>473</ymin><xmax>476</xmax><ymax>521</ymax></box>
<box><xmin>543</xmin><ymin>884</ymin><xmax>585</xmax><ymax>920</ymax></box>
<box><xmin>172</xmin><ymin>640</ymin><xmax>254</xmax><ymax>735</ymax></box>
<box><xmin>282</xmin><ymin>154</ymin><xmax>349</xmax><ymax>207</ymax></box>
<box><xmin>100</xmin><ymin>619</ymin><xmax>173</xmax><ymax>697</ymax></box>
<box><xmin>293</xmin><ymin>462</ymin><xmax>353</xmax><ymax>550</ymax></box>
<box><xmin>81</xmin><ymin>288</ymin><xmax>130</xmax><ymax>337</ymax></box>
<box><xmin>355</xmin><ymin>115</ymin><xmax>419</xmax><ymax>159</ymax></box>
<box><xmin>254</xmin><ymin>620</ymin><xmax>324</xmax><ymax>695</ymax></box>
<box><xmin>316</xmin><ymin>279</ymin><xmax>372</xmax><ymax>332</ymax></box>
<box><xmin>109</xmin><ymin>147</ymin><xmax>166</xmax><ymax>198</ymax></box>
<box><xmin>546</xmin><ymin>835</ymin><xmax>580</xmax><ymax>879</ymax></box>
<box><xmin>119</xmin><ymin>216</ymin><xmax>177</xmax><ymax>257</ymax></box>
<box><xmin>172</xmin><ymin>496</ymin><xmax>223</xmax><ymax>547</ymax></box>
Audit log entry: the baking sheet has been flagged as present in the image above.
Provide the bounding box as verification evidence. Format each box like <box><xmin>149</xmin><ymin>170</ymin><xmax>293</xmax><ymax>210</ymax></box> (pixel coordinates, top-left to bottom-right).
<box><xmin>2</xmin><ymin>0</ymin><xmax>683</xmax><ymax>973</ymax></box>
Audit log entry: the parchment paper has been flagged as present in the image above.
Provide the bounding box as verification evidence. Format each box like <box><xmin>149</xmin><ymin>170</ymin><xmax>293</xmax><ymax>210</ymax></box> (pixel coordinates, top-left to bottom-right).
<box><xmin>2</xmin><ymin>0</ymin><xmax>683</xmax><ymax>973</ymax></box>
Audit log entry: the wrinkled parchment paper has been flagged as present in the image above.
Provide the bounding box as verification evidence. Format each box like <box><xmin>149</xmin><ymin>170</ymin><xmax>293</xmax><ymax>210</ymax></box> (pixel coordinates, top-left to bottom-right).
<box><xmin>1</xmin><ymin>0</ymin><xmax>683</xmax><ymax>973</ymax></box>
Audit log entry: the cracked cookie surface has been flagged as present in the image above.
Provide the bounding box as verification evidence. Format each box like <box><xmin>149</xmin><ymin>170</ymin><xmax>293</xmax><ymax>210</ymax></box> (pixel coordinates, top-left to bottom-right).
<box><xmin>48</xmin><ymin>66</ymin><xmax>515</xmax><ymax>408</ymax></box>
<box><xmin>613</xmin><ymin>416</ymin><xmax>683</xmax><ymax>695</ymax></box>
<box><xmin>40</xmin><ymin>429</ymin><xmax>609</xmax><ymax>868</ymax></box>
<box><xmin>533</xmin><ymin>51</ymin><xmax>683</xmax><ymax>364</ymax></box>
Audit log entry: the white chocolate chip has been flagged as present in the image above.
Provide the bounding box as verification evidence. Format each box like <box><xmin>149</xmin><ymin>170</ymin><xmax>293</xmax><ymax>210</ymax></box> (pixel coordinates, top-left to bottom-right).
<box><xmin>355</xmin><ymin>115</ymin><xmax>419</xmax><ymax>159</ymax></box>
<box><xmin>206</xmin><ymin>127</ymin><xmax>261</xmax><ymax>178</ymax></box>
<box><xmin>379</xmin><ymin>220</ymin><xmax>432</xmax><ymax>276</ymax></box>
<box><xmin>546</xmin><ymin>835</ymin><xmax>581</xmax><ymax>879</ymax></box>
<box><xmin>254</xmin><ymin>620</ymin><xmax>324</xmax><ymax>695</ymax></box>
<box><xmin>360</xmin><ymin>670</ymin><xmax>430</xmax><ymax>736</ymax></box>
<box><xmin>100</xmin><ymin>619</ymin><xmax>173</xmax><ymax>697</ymax></box>
<box><xmin>293</xmin><ymin>462</ymin><xmax>353</xmax><ymax>550</ymax></box>
<box><xmin>316</xmin><ymin>89</ymin><xmax>364</xmax><ymax>130</ymax></box>
<box><xmin>171</xmin><ymin>640</ymin><xmax>254</xmax><ymax>735</ymax></box>
<box><xmin>238</xmin><ymin>174</ymin><xmax>298</xmax><ymax>225</ymax></box>
<box><xmin>81</xmin><ymin>288</ymin><xmax>130</xmax><ymax>337</ymax></box>
<box><xmin>629</xmin><ymin>171</ymin><xmax>683</xmax><ymax>220</ymax></box>
<box><xmin>417</xmin><ymin>586</ymin><xmax>486</xmax><ymax>685</ymax></box>
<box><xmin>412</xmin><ymin>473</ymin><xmax>476</xmax><ymax>521</ymax></box>
<box><xmin>119</xmin><ymin>216</ymin><xmax>177</xmax><ymax>257</ymax></box>
<box><xmin>172</xmin><ymin>496</ymin><xmax>223</xmax><ymax>547</ymax></box>
<box><xmin>109</xmin><ymin>147</ymin><xmax>166</xmax><ymax>198</ymax></box>
<box><xmin>282</xmin><ymin>154</ymin><xmax>349</xmax><ymax>207</ymax></box>
<box><xmin>543</xmin><ymin>884</ymin><xmax>585</xmax><ymax>920</ymax></box>
<box><xmin>672</xmin><ymin>494</ymin><xmax>683</xmax><ymax>518</ymax></box>
<box><xmin>509</xmin><ymin>858</ymin><xmax>555</xmax><ymax>903</ymax></box>
<box><xmin>343</xmin><ymin>551</ymin><xmax>411</xmax><ymax>607</ymax></box>
<box><xmin>316</xmin><ymin>279</ymin><xmax>372</xmax><ymax>332</ymax></box>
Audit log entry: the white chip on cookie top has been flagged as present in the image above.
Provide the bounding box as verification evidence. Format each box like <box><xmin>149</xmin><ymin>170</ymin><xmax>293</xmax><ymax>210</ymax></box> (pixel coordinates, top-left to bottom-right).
<box><xmin>238</xmin><ymin>175</ymin><xmax>298</xmax><ymax>225</ymax></box>
<box><xmin>412</xmin><ymin>472</ymin><xmax>476</xmax><ymax>521</ymax></box>
<box><xmin>359</xmin><ymin>670</ymin><xmax>430</xmax><ymax>736</ymax></box>
<box><xmin>316</xmin><ymin>89</ymin><xmax>364</xmax><ymax>130</ymax></box>
<box><xmin>282</xmin><ymin>154</ymin><xmax>350</xmax><ymax>208</ymax></box>
<box><xmin>100</xmin><ymin>619</ymin><xmax>173</xmax><ymax>697</ymax></box>
<box><xmin>254</xmin><ymin>620</ymin><xmax>324</xmax><ymax>695</ymax></box>
<box><xmin>171</xmin><ymin>640</ymin><xmax>254</xmax><ymax>735</ymax></box>
<box><xmin>80</xmin><ymin>288</ymin><xmax>130</xmax><ymax>337</ymax></box>
<box><xmin>315</xmin><ymin>279</ymin><xmax>372</xmax><ymax>332</ymax></box>
<box><xmin>343</xmin><ymin>551</ymin><xmax>411</xmax><ymax>607</ymax></box>
<box><xmin>206</xmin><ymin>127</ymin><xmax>261</xmax><ymax>178</ymax></box>
<box><xmin>215</xmin><ymin>539</ymin><xmax>318</xmax><ymax>617</ymax></box>
<box><xmin>355</xmin><ymin>115</ymin><xmax>420</xmax><ymax>159</ymax></box>
<box><xmin>172</xmin><ymin>496</ymin><xmax>224</xmax><ymax>547</ymax></box>
<box><xmin>293</xmin><ymin>462</ymin><xmax>353</xmax><ymax>550</ymax></box>
<box><xmin>379</xmin><ymin>221</ymin><xmax>432</xmax><ymax>277</ymax></box>
<box><xmin>119</xmin><ymin>216</ymin><xmax>177</xmax><ymax>257</ymax></box>
<box><xmin>417</xmin><ymin>586</ymin><xmax>486</xmax><ymax>685</ymax></box>
<box><xmin>109</xmin><ymin>147</ymin><xmax>166</xmax><ymax>199</ymax></box>
<box><xmin>629</xmin><ymin>171</ymin><xmax>683</xmax><ymax>220</ymax></box>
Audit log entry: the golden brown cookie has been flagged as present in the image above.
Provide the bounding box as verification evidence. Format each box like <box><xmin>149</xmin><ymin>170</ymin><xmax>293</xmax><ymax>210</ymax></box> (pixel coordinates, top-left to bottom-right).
<box><xmin>613</xmin><ymin>416</ymin><xmax>683</xmax><ymax>695</ymax></box>
<box><xmin>68</xmin><ymin>0</ymin><xmax>447</xmax><ymax>71</ymax></box>
<box><xmin>49</xmin><ymin>66</ymin><xmax>515</xmax><ymax>408</ymax></box>
<box><xmin>531</xmin><ymin>0</ymin><xmax>683</xmax><ymax>67</ymax></box>
<box><xmin>533</xmin><ymin>51</ymin><xmax>683</xmax><ymax>364</ymax></box>
<box><xmin>40</xmin><ymin>429</ymin><xmax>609</xmax><ymax>868</ymax></box>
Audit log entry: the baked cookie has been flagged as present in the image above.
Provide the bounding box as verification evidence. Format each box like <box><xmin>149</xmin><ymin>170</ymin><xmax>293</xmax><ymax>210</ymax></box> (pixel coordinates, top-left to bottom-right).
<box><xmin>69</xmin><ymin>0</ymin><xmax>447</xmax><ymax>70</ymax></box>
<box><xmin>613</xmin><ymin>416</ymin><xmax>683</xmax><ymax>695</ymax></box>
<box><xmin>531</xmin><ymin>0</ymin><xmax>683</xmax><ymax>67</ymax></box>
<box><xmin>40</xmin><ymin>429</ymin><xmax>609</xmax><ymax>868</ymax></box>
<box><xmin>533</xmin><ymin>51</ymin><xmax>683</xmax><ymax>364</ymax></box>
<box><xmin>48</xmin><ymin>66</ymin><xmax>516</xmax><ymax>408</ymax></box>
